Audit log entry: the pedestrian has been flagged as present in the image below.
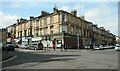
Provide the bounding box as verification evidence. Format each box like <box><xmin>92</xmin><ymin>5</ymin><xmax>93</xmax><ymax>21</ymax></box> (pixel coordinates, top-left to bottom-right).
<box><xmin>47</xmin><ymin>40</ymin><xmax>50</xmax><ymax>51</ymax></box>
<box><xmin>61</xmin><ymin>44</ymin><xmax>63</xmax><ymax>51</ymax></box>
<box><xmin>43</xmin><ymin>40</ymin><xmax>47</xmax><ymax>50</ymax></box>
<box><xmin>52</xmin><ymin>38</ymin><xmax>56</xmax><ymax>51</ymax></box>
<box><xmin>64</xmin><ymin>44</ymin><xmax>67</xmax><ymax>51</ymax></box>
<box><xmin>53</xmin><ymin>41</ymin><xmax>56</xmax><ymax>50</ymax></box>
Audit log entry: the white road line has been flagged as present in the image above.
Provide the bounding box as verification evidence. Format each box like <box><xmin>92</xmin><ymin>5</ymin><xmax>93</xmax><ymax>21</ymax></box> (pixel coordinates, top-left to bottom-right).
<box><xmin>2</xmin><ymin>55</ymin><xmax>17</xmax><ymax>63</ymax></box>
<box><xmin>18</xmin><ymin>50</ymin><xmax>35</xmax><ymax>52</ymax></box>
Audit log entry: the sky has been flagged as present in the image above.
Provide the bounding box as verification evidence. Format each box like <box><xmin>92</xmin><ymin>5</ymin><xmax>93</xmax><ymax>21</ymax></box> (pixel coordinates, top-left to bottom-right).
<box><xmin>0</xmin><ymin>2</ymin><xmax>118</xmax><ymax>36</ymax></box>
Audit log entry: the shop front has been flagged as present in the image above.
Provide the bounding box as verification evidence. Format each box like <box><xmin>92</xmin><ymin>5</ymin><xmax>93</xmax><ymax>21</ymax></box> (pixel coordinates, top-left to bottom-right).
<box><xmin>39</xmin><ymin>33</ymin><xmax>81</xmax><ymax>49</ymax></box>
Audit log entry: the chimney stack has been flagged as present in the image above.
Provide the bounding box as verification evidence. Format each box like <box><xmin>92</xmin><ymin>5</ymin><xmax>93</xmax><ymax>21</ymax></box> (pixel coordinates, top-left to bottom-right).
<box><xmin>53</xmin><ymin>4</ymin><xmax>58</xmax><ymax>14</ymax></box>
<box><xmin>41</xmin><ymin>11</ymin><xmax>49</xmax><ymax>16</ymax></box>
<box><xmin>71</xmin><ymin>9</ymin><xmax>77</xmax><ymax>16</ymax></box>
<box><xmin>107</xmin><ymin>30</ymin><xmax>110</xmax><ymax>33</ymax></box>
<box><xmin>80</xmin><ymin>16</ymin><xmax>85</xmax><ymax>20</ymax></box>
<box><xmin>100</xmin><ymin>27</ymin><xmax>105</xmax><ymax>31</ymax></box>
<box><xmin>30</xmin><ymin>16</ymin><xmax>34</xmax><ymax>20</ymax></box>
<box><xmin>20</xmin><ymin>18</ymin><xmax>23</xmax><ymax>23</ymax></box>
<box><xmin>17</xmin><ymin>19</ymin><xmax>19</xmax><ymax>23</ymax></box>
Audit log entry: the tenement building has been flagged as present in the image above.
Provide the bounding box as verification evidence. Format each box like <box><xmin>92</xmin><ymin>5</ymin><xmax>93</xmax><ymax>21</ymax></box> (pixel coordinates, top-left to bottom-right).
<box><xmin>6</xmin><ymin>6</ymin><xmax>116</xmax><ymax>49</ymax></box>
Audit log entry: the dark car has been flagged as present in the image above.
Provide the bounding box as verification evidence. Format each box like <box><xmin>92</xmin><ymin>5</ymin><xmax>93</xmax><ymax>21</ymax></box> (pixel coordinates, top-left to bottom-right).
<box><xmin>37</xmin><ymin>43</ymin><xmax>43</xmax><ymax>50</ymax></box>
<box><xmin>6</xmin><ymin>44</ymin><xmax>15</xmax><ymax>51</ymax></box>
<box><xmin>14</xmin><ymin>44</ymin><xmax>19</xmax><ymax>48</ymax></box>
<box><xmin>110</xmin><ymin>45</ymin><xmax>116</xmax><ymax>49</ymax></box>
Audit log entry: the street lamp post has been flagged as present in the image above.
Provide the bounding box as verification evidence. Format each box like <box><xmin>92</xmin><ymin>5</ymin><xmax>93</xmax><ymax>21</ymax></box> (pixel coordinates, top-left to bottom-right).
<box><xmin>0</xmin><ymin>26</ymin><xmax>2</xmax><ymax>43</ymax></box>
<box><xmin>63</xmin><ymin>31</ymin><xmax>65</xmax><ymax>50</ymax></box>
<box><xmin>77</xmin><ymin>33</ymin><xmax>79</xmax><ymax>50</ymax></box>
<box><xmin>6</xmin><ymin>27</ymin><xmax>8</xmax><ymax>51</ymax></box>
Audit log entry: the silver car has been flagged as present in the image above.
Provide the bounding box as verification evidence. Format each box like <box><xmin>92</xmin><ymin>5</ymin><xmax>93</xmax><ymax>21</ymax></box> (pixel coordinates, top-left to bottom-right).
<box><xmin>29</xmin><ymin>43</ymin><xmax>43</xmax><ymax>50</ymax></box>
<box><xmin>114</xmin><ymin>45</ymin><xmax>120</xmax><ymax>51</ymax></box>
<box><xmin>0</xmin><ymin>44</ymin><xmax>3</xmax><ymax>50</ymax></box>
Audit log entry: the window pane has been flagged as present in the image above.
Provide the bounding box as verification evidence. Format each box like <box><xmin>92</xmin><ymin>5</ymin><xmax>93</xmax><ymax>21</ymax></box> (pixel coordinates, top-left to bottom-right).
<box><xmin>71</xmin><ymin>26</ymin><xmax>74</xmax><ymax>34</ymax></box>
<box><xmin>61</xmin><ymin>13</ymin><xmax>66</xmax><ymax>22</ymax></box>
<box><xmin>60</xmin><ymin>25</ymin><xmax>67</xmax><ymax>32</ymax></box>
<box><xmin>44</xmin><ymin>18</ymin><xmax>47</xmax><ymax>26</ymax></box>
<box><xmin>41</xmin><ymin>20</ymin><xmax>42</xmax><ymax>27</ymax></box>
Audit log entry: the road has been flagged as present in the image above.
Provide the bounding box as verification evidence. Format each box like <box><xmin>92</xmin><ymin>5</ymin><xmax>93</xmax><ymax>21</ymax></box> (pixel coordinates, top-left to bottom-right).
<box><xmin>2</xmin><ymin>48</ymin><xmax>119</xmax><ymax>69</ymax></box>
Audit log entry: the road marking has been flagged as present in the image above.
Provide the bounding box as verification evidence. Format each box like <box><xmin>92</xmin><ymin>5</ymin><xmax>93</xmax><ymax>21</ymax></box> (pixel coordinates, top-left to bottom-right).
<box><xmin>51</xmin><ymin>57</ymin><xmax>77</xmax><ymax>59</ymax></box>
<box><xmin>19</xmin><ymin>49</ymin><xmax>35</xmax><ymax>52</ymax></box>
<box><xmin>2</xmin><ymin>55</ymin><xmax>17</xmax><ymax>63</ymax></box>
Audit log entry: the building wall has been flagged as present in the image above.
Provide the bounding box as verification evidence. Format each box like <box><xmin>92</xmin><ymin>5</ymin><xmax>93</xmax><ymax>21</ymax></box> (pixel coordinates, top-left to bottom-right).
<box><xmin>30</xmin><ymin>14</ymin><xmax>60</xmax><ymax>36</ymax></box>
<box><xmin>16</xmin><ymin>25</ymin><xmax>18</xmax><ymax>38</ymax></box>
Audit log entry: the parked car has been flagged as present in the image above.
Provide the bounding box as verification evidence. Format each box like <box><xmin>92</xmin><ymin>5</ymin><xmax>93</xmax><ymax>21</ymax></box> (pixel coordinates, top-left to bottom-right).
<box><xmin>29</xmin><ymin>43</ymin><xmax>37</xmax><ymax>50</ymax></box>
<box><xmin>29</xmin><ymin>43</ymin><xmax>43</xmax><ymax>50</ymax></box>
<box><xmin>20</xmin><ymin>45</ymin><xmax>29</xmax><ymax>49</ymax></box>
<box><xmin>94</xmin><ymin>45</ymin><xmax>103</xmax><ymax>50</ymax></box>
<box><xmin>6</xmin><ymin>44</ymin><xmax>15</xmax><ymax>51</ymax></box>
<box><xmin>85</xmin><ymin>45</ymin><xmax>90</xmax><ymax>49</ymax></box>
<box><xmin>19</xmin><ymin>45</ymin><xmax>24</xmax><ymax>49</ymax></box>
<box><xmin>1</xmin><ymin>44</ymin><xmax>6</xmax><ymax>51</ymax></box>
<box><xmin>0</xmin><ymin>44</ymin><xmax>3</xmax><ymax>50</ymax></box>
<box><xmin>94</xmin><ymin>46</ymin><xmax>100</xmax><ymax>50</ymax></box>
<box><xmin>0</xmin><ymin>44</ymin><xmax>3</xmax><ymax>48</ymax></box>
<box><xmin>110</xmin><ymin>45</ymin><xmax>116</xmax><ymax>49</ymax></box>
<box><xmin>14</xmin><ymin>44</ymin><xmax>19</xmax><ymax>48</ymax></box>
<box><xmin>99</xmin><ymin>45</ymin><xmax>104</xmax><ymax>50</ymax></box>
<box><xmin>37</xmin><ymin>42</ymin><xmax>43</xmax><ymax>50</ymax></box>
<box><xmin>103</xmin><ymin>45</ymin><xmax>109</xmax><ymax>49</ymax></box>
<box><xmin>114</xmin><ymin>45</ymin><xmax>120</xmax><ymax>51</ymax></box>
<box><xmin>24</xmin><ymin>45</ymin><xmax>29</xmax><ymax>49</ymax></box>
<box><xmin>107</xmin><ymin>45</ymin><xmax>113</xmax><ymax>49</ymax></box>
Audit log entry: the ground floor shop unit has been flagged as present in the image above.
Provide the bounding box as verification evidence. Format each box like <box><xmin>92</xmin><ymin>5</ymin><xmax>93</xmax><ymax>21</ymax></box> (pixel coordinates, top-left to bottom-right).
<box><xmin>38</xmin><ymin>33</ymin><xmax>82</xmax><ymax>49</ymax></box>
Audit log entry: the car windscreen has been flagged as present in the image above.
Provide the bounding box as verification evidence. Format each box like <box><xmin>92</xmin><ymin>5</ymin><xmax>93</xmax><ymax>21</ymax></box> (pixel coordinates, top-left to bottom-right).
<box><xmin>7</xmin><ymin>44</ymin><xmax>14</xmax><ymax>47</ymax></box>
<box><xmin>116</xmin><ymin>45</ymin><xmax>120</xmax><ymax>47</ymax></box>
<box><xmin>32</xmin><ymin>44</ymin><xmax>37</xmax><ymax>45</ymax></box>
